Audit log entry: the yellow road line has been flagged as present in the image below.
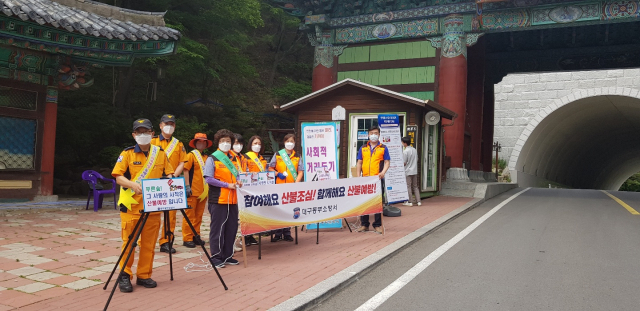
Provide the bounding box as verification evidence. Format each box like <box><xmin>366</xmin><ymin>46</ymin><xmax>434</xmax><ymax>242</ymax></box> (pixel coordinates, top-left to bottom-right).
<box><xmin>601</xmin><ymin>191</ymin><xmax>640</xmax><ymax>215</ymax></box>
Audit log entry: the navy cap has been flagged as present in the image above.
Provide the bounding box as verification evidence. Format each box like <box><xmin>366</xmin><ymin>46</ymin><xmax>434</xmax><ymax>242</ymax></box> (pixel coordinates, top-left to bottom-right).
<box><xmin>160</xmin><ymin>114</ymin><xmax>176</xmax><ymax>123</ymax></box>
<box><xmin>132</xmin><ymin>118</ymin><xmax>153</xmax><ymax>131</ymax></box>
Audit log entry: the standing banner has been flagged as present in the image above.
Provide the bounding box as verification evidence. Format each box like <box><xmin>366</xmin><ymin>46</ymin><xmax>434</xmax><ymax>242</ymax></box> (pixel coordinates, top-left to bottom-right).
<box><xmin>301</xmin><ymin>122</ymin><xmax>339</xmax><ymax>182</ymax></box>
<box><xmin>237</xmin><ymin>176</ymin><xmax>382</xmax><ymax>235</ymax></box>
<box><xmin>142</xmin><ymin>178</ymin><xmax>188</xmax><ymax>212</ymax></box>
<box><xmin>378</xmin><ymin>114</ymin><xmax>409</xmax><ymax>204</ymax></box>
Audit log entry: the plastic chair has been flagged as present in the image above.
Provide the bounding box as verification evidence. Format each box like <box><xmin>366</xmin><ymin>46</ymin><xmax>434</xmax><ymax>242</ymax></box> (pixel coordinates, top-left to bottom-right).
<box><xmin>82</xmin><ymin>170</ymin><xmax>117</xmax><ymax>211</ymax></box>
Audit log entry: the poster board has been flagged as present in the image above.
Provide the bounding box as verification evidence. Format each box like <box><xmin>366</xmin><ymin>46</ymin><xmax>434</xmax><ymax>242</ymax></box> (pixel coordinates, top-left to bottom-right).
<box><xmin>142</xmin><ymin>178</ymin><xmax>188</xmax><ymax>212</ymax></box>
<box><xmin>238</xmin><ymin>172</ymin><xmax>276</xmax><ymax>187</ymax></box>
<box><xmin>301</xmin><ymin>122</ymin><xmax>339</xmax><ymax>182</ymax></box>
<box><xmin>378</xmin><ymin>114</ymin><xmax>409</xmax><ymax>204</ymax></box>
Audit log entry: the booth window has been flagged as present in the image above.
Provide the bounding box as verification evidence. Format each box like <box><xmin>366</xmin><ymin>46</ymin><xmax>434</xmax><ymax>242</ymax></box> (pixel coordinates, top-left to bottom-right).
<box><xmin>0</xmin><ymin>116</ymin><xmax>37</xmax><ymax>170</ymax></box>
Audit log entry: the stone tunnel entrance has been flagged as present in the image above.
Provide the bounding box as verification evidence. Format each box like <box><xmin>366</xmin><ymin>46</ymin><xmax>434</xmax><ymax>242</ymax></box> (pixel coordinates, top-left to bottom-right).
<box><xmin>499</xmin><ymin>86</ymin><xmax>640</xmax><ymax>190</ymax></box>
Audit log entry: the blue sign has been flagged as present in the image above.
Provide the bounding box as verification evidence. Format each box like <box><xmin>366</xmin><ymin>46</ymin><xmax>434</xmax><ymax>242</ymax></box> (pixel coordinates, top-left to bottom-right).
<box><xmin>306</xmin><ymin>219</ymin><xmax>343</xmax><ymax>230</ymax></box>
<box><xmin>378</xmin><ymin>114</ymin><xmax>399</xmax><ymax>127</ymax></box>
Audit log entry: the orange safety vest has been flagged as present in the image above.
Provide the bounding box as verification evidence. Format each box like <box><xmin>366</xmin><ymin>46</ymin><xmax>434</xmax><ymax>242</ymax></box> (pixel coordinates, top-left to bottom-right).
<box><xmin>274</xmin><ymin>151</ymin><xmax>300</xmax><ymax>184</ymax></box>
<box><xmin>245</xmin><ymin>151</ymin><xmax>267</xmax><ymax>173</ymax></box>
<box><xmin>208</xmin><ymin>151</ymin><xmax>241</xmax><ymax>205</ymax></box>
<box><xmin>360</xmin><ymin>142</ymin><xmax>387</xmax><ymax>177</ymax></box>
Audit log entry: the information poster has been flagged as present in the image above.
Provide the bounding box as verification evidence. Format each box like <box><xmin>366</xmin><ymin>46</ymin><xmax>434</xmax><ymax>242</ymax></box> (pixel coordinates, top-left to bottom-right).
<box><xmin>378</xmin><ymin>114</ymin><xmax>409</xmax><ymax>204</ymax></box>
<box><xmin>301</xmin><ymin>122</ymin><xmax>339</xmax><ymax>182</ymax></box>
<box><xmin>238</xmin><ymin>172</ymin><xmax>276</xmax><ymax>187</ymax></box>
<box><xmin>142</xmin><ymin>178</ymin><xmax>188</xmax><ymax>212</ymax></box>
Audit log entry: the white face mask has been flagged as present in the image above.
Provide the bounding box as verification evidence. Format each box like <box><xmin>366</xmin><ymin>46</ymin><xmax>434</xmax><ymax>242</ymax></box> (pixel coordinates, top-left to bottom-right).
<box><xmin>369</xmin><ymin>134</ymin><xmax>379</xmax><ymax>142</ymax></box>
<box><xmin>162</xmin><ymin>125</ymin><xmax>174</xmax><ymax>135</ymax></box>
<box><xmin>196</xmin><ymin>141</ymin><xmax>207</xmax><ymax>150</ymax></box>
<box><xmin>285</xmin><ymin>142</ymin><xmax>295</xmax><ymax>150</ymax></box>
<box><xmin>233</xmin><ymin>144</ymin><xmax>243</xmax><ymax>153</ymax></box>
<box><xmin>251</xmin><ymin>144</ymin><xmax>261</xmax><ymax>153</ymax></box>
<box><xmin>135</xmin><ymin>133</ymin><xmax>152</xmax><ymax>145</ymax></box>
<box><xmin>218</xmin><ymin>142</ymin><xmax>231</xmax><ymax>152</ymax></box>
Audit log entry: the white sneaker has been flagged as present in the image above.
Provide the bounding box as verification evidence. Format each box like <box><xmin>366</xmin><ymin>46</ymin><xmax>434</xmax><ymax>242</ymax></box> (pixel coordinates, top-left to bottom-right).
<box><xmin>417</xmin><ymin>202</ymin><xmax>422</xmax><ymax>206</ymax></box>
<box><xmin>402</xmin><ymin>202</ymin><xmax>413</xmax><ymax>206</ymax></box>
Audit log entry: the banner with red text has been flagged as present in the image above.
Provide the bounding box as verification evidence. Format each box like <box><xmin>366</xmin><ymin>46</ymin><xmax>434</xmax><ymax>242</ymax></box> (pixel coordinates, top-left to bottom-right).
<box><xmin>237</xmin><ymin>176</ymin><xmax>382</xmax><ymax>235</ymax></box>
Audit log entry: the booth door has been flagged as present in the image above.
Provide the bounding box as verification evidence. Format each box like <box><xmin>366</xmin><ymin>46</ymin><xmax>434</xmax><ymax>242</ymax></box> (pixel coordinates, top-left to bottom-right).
<box><xmin>348</xmin><ymin>114</ymin><xmax>404</xmax><ymax>177</ymax></box>
<box><xmin>421</xmin><ymin>124</ymin><xmax>438</xmax><ymax>191</ymax></box>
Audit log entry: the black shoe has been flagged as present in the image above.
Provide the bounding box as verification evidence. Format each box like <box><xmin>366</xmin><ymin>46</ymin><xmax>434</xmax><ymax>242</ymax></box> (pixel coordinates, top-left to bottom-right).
<box><xmin>271</xmin><ymin>234</ymin><xmax>282</xmax><ymax>242</ymax></box>
<box><xmin>136</xmin><ymin>278</ymin><xmax>157</xmax><ymax>288</ymax></box>
<box><xmin>225</xmin><ymin>258</ymin><xmax>239</xmax><ymax>265</ymax></box>
<box><xmin>211</xmin><ymin>258</ymin><xmax>225</xmax><ymax>268</ymax></box>
<box><xmin>183</xmin><ymin>241</ymin><xmax>196</xmax><ymax>248</ymax></box>
<box><xmin>118</xmin><ymin>272</ymin><xmax>133</xmax><ymax>293</ymax></box>
<box><xmin>194</xmin><ymin>237</ymin><xmax>206</xmax><ymax>246</ymax></box>
<box><xmin>160</xmin><ymin>243</ymin><xmax>176</xmax><ymax>254</ymax></box>
<box><xmin>245</xmin><ymin>235</ymin><xmax>259</xmax><ymax>246</ymax></box>
<box><xmin>283</xmin><ymin>235</ymin><xmax>294</xmax><ymax>242</ymax></box>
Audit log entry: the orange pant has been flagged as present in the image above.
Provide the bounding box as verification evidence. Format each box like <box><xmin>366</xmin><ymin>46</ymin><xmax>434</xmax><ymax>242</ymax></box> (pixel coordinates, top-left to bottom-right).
<box><xmin>158</xmin><ymin>210</ymin><xmax>177</xmax><ymax>245</ymax></box>
<box><xmin>120</xmin><ymin>210</ymin><xmax>161</xmax><ymax>279</ymax></box>
<box><xmin>182</xmin><ymin>196</ymin><xmax>207</xmax><ymax>242</ymax></box>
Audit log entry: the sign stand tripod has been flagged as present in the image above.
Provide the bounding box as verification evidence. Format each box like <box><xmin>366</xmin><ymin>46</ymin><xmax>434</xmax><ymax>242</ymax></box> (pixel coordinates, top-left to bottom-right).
<box><xmin>102</xmin><ymin>177</ymin><xmax>227</xmax><ymax>310</ymax></box>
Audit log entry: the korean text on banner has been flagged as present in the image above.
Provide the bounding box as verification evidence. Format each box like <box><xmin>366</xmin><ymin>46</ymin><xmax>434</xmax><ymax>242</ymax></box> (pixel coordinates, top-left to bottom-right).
<box><xmin>302</xmin><ymin>122</ymin><xmax>339</xmax><ymax>182</ymax></box>
<box><xmin>378</xmin><ymin>114</ymin><xmax>409</xmax><ymax>204</ymax></box>
<box><xmin>237</xmin><ymin>176</ymin><xmax>382</xmax><ymax>235</ymax></box>
<box><xmin>142</xmin><ymin>178</ymin><xmax>188</xmax><ymax>212</ymax></box>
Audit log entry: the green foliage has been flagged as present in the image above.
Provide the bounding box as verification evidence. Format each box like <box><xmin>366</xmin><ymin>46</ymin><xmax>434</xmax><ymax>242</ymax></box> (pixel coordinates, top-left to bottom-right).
<box><xmin>493</xmin><ymin>158</ymin><xmax>507</xmax><ymax>170</ymax></box>
<box><xmin>272</xmin><ymin>78</ymin><xmax>312</xmax><ymax>104</ymax></box>
<box><xmin>619</xmin><ymin>173</ymin><xmax>640</xmax><ymax>192</ymax></box>
<box><xmin>54</xmin><ymin>0</ymin><xmax>311</xmax><ymax>185</ymax></box>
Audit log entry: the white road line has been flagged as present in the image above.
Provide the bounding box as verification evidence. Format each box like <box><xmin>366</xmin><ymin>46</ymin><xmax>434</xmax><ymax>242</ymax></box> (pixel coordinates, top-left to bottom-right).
<box><xmin>355</xmin><ymin>187</ymin><xmax>531</xmax><ymax>311</ymax></box>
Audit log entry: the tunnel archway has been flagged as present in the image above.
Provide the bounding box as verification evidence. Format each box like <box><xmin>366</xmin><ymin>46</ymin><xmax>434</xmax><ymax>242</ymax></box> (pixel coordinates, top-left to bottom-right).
<box><xmin>508</xmin><ymin>87</ymin><xmax>640</xmax><ymax>190</ymax></box>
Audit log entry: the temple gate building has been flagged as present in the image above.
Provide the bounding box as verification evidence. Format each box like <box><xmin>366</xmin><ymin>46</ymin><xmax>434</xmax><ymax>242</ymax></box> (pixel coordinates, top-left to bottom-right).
<box><xmin>278</xmin><ymin>0</ymin><xmax>640</xmax><ymax>190</ymax></box>
<box><xmin>0</xmin><ymin>0</ymin><xmax>179</xmax><ymax>201</ymax></box>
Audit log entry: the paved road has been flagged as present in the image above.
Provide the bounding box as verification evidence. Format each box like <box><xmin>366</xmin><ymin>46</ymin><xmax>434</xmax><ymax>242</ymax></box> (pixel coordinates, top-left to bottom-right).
<box><xmin>313</xmin><ymin>188</ymin><xmax>640</xmax><ymax>311</ymax></box>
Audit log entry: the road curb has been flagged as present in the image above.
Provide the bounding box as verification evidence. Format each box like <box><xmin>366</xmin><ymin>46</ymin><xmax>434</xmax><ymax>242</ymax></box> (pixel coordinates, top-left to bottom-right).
<box><xmin>268</xmin><ymin>197</ymin><xmax>485</xmax><ymax>311</ymax></box>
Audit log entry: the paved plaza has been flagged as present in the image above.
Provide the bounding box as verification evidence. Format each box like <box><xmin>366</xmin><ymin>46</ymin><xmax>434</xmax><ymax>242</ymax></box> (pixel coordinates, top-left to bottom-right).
<box><xmin>0</xmin><ymin>196</ymin><xmax>471</xmax><ymax>310</ymax></box>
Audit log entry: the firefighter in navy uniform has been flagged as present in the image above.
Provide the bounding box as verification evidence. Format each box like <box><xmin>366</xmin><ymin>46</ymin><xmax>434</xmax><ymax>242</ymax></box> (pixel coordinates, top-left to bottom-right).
<box><xmin>355</xmin><ymin>126</ymin><xmax>390</xmax><ymax>234</ymax></box>
<box><xmin>112</xmin><ymin>119</ymin><xmax>174</xmax><ymax>293</ymax></box>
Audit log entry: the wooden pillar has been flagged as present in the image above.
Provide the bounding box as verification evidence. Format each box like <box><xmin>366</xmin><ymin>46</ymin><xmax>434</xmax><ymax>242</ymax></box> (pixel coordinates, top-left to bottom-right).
<box><xmin>39</xmin><ymin>86</ymin><xmax>58</xmax><ymax>196</ymax></box>
<box><xmin>438</xmin><ymin>15</ymin><xmax>468</xmax><ymax>169</ymax></box>
<box><xmin>466</xmin><ymin>39</ymin><xmax>485</xmax><ymax>171</ymax></box>
<box><xmin>312</xmin><ymin>61</ymin><xmax>335</xmax><ymax>91</ymax></box>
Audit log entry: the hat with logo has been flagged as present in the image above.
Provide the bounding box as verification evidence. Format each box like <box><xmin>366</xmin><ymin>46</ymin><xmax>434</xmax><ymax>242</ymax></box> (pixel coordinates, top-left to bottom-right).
<box><xmin>160</xmin><ymin>114</ymin><xmax>176</xmax><ymax>123</ymax></box>
<box><xmin>189</xmin><ymin>133</ymin><xmax>213</xmax><ymax>149</ymax></box>
<box><xmin>132</xmin><ymin>118</ymin><xmax>153</xmax><ymax>131</ymax></box>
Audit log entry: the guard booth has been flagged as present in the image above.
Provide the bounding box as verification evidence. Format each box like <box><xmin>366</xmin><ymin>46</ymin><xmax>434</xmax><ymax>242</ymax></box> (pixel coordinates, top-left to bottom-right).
<box><xmin>0</xmin><ymin>1</ymin><xmax>180</xmax><ymax>201</ymax></box>
<box><xmin>280</xmin><ymin>79</ymin><xmax>456</xmax><ymax>197</ymax></box>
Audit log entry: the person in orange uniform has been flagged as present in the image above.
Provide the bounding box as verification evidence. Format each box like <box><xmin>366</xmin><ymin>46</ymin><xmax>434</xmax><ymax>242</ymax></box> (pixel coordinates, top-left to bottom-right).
<box><xmin>268</xmin><ymin>133</ymin><xmax>304</xmax><ymax>242</ymax></box>
<box><xmin>246</xmin><ymin>135</ymin><xmax>268</xmax><ymax>173</ymax></box>
<box><xmin>151</xmin><ymin>114</ymin><xmax>186</xmax><ymax>254</ymax></box>
<box><xmin>355</xmin><ymin>126</ymin><xmax>390</xmax><ymax>234</ymax></box>
<box><xmin>241</xmin><ymin>135</ymin><xmax>267</xmax><ymax>246</ymax></box>
<box><xmin>181</xmin><ymin>133</ymin><xmax>212</xmax><ymax>248</ymax></box>
<box><xmin>232</xmin><ymin>134</ymin><xmax>248</xmax><ymax>173</ymax></box>
<box><xmin>112</xmin><ymin>119</ymin><xmax>175</xmax><ymax>293</ymax></box>
<box><xmin>203</xmin><ymin>129</ymin><xmax>243</xmax><ymax>268</ymax></box>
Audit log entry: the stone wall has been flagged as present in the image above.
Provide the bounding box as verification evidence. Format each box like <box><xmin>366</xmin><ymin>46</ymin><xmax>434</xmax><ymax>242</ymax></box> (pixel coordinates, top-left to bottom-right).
<box><xmin>494</xmin><ymin>68</ymin><xmax>640</xmax><ymax>164</ymax></box>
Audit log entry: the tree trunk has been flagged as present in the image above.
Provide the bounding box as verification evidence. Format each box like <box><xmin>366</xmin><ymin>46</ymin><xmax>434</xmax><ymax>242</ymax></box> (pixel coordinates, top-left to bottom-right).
<box><xmin>114</xmin><ymin>65</ymin><xmax>136</xmax><ymax>111</ymax></box>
